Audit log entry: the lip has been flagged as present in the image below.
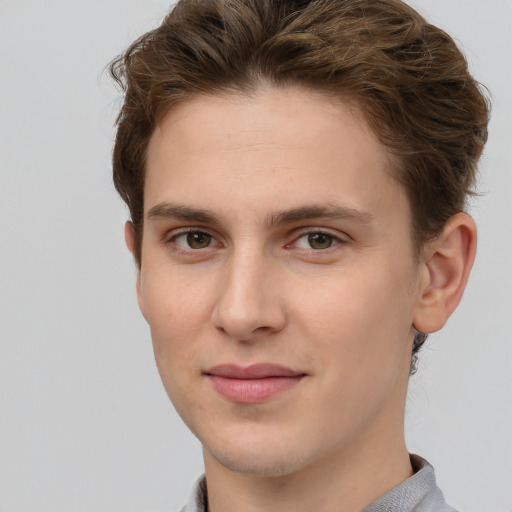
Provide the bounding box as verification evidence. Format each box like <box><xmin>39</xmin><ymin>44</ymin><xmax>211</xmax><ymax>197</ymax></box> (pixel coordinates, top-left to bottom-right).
<box><xmin>205</xmin><ymin>364</ymin><xmax>306</xmax><ymax>404</ymax></box>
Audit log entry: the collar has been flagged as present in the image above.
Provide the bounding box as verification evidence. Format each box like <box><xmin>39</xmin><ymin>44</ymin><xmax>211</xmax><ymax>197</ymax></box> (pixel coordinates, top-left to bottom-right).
<box><xmin>181</xmin><ymin>455</ymin><xmax>457</xmax><ymax>512</ymax></box>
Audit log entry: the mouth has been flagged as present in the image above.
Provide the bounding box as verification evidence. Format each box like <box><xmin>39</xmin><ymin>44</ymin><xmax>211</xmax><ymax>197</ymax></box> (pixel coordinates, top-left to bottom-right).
<box><xmin>204</xmin><ymin>363</ymin><xmax>306</xmax><ymax>404</ymax></box>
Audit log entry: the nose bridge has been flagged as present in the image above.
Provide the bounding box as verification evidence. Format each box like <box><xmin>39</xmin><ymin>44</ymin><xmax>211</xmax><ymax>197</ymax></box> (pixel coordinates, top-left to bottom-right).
<box><xmin>211</xmin><ymin>244</ymin><xmax>286</xmax><ymax>339</ymax></box>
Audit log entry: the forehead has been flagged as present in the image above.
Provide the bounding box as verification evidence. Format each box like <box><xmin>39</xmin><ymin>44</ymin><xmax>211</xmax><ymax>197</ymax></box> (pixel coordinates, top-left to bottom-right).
<box><xmin>150</xmin><ymin>87</ymin><xmax>378</xmax><ymax>157</ymax></box>
<box><xmin>144</xmin><ymin>87</ymin><xmax>409</xmax><ymax>233</ymax></box>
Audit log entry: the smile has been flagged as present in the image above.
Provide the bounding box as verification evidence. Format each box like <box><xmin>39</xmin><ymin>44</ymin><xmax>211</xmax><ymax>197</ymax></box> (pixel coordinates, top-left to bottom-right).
<box><xmin>205</xmin><ymin>364</ymin><xmax>306</xmax><ymax>404</ymax></box>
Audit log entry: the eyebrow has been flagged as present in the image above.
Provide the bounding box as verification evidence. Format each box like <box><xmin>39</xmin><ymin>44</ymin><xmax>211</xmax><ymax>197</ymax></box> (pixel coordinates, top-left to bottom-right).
<box><xmin>147</xmin><ymin>203</ymin><xmax>221</xmax><ymax>224</ymax></box>
<box><xmin>147</xmin><ymin>202</ymin><xmax>373</xmax><ymax>226</ymax></box>
<box><xmin>267</xmin><ymin>204</ymin><xmax>374</xmax><ymax>226</ymax></box>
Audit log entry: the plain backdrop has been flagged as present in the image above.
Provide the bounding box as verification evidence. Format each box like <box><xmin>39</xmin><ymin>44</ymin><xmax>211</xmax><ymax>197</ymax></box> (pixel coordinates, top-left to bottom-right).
<box><xmin>0</xmin><ymin>1</ymin><xmax>510</xmax><ymax>511</ymax></box>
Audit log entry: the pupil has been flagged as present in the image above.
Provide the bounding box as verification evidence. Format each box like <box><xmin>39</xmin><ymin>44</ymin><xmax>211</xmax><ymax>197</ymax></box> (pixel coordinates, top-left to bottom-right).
<box><xmin>308</xmin><ymin>233</ymin><xmax>332</xmax><ymax>249</ymax></box>
<box><xmin>187</xmin><ymin>232</ymin><xmax>211</xmax><ymax>249</ymax></box>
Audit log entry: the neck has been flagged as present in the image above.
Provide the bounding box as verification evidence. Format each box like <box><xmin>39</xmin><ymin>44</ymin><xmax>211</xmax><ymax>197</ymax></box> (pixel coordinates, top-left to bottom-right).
<box><xmin>203</xmin><ymin>424</ymin><xmax>413</xmax><ymax>512</ymax></box>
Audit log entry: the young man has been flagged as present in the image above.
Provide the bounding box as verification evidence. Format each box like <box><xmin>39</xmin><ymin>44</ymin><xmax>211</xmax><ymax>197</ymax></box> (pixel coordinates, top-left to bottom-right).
<box><xmin>110</xmin><ymin>0</ymin><xmax>489</xmax><ymax>510</ymax></box>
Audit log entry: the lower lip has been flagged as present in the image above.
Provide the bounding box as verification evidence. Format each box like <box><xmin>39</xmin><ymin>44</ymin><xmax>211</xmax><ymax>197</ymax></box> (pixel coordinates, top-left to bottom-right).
<box><xmin>207</xmin><ymin>375</ymin><xmax>303</xmax><ymax>404</ymax></box>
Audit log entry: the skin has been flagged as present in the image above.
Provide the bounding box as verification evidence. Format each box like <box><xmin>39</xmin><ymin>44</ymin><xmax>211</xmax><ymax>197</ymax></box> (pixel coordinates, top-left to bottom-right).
<box><xmin>126</xmin><ymin>86</ymin><xmax>476</xmax><ymax>512</ymax></box>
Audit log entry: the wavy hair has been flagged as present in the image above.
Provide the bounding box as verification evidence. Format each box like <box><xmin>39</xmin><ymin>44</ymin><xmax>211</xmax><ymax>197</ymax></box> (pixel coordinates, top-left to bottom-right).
<box><xmin>110</xmin><ymin>0</ymin><xmax>489</xmax><ymax>370</ymax></box>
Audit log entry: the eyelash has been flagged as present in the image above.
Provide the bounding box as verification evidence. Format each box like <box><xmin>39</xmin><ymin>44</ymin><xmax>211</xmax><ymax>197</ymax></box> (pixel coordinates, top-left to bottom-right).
<box><xmin>166</xmin><ymin>228</ymin><xmax>219</xmax><ymax>254</ymax></box>
<box><xmin>164</xmin><ymin>228</ymin><xmax>348</xmax><ymax>254</ymax></box>
<box><xmin>289</xmin><ymin>230</ymin><xmax>346</xmax><ymax>251</ymax></box>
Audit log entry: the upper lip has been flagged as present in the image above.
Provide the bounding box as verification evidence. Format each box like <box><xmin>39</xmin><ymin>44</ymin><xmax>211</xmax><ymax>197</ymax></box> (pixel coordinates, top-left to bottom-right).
<box><xmin>205</xmin><ymin>363</ymin><xmax>305</xmax><ymax>379</ymax></box>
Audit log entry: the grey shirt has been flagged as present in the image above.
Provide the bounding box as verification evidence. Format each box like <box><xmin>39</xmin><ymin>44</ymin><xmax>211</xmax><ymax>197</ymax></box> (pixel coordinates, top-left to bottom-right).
<box><xmin>180</xmin><ymin>455</ymin><xmax>458</xmax><ymax>512</ymax></box>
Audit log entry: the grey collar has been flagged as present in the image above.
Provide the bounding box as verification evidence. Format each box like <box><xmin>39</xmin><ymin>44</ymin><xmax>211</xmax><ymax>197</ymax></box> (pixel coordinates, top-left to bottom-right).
<box><xmin>362</xmin><ymin>454</ymin><xmax>458</xmax><ymax>512</ymax></box>
<box><xmin>181</xmin><ymin>455</ymin><xmax>457</xmax><ymax>512</ymax></box>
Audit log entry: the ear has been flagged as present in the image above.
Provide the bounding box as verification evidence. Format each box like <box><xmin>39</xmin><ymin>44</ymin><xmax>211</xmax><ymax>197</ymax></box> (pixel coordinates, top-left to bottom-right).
<box><xmin>124</xmin><ymin>221</ymin><xmax>146</xmax><ymax>319</ymax></box>
<box><xmin>413</xmin><ymin>213</ymin><xmax>477</xmax><ymax>334</ymax></box>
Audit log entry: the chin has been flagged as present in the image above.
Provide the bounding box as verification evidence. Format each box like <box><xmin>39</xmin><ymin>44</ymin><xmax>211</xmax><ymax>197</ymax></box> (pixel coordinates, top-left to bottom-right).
<box><xmin>205</xmin><ymin>442</ymin><xmax>307</xmax><ymax>477</ymax></box>
<box><xmin>198</xmin><ymin>421</ymin><xmax>328</xmax><ymax>478</ymax></box>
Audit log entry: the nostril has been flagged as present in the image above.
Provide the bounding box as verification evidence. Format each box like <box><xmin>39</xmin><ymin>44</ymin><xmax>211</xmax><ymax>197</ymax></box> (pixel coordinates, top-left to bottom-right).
<box><xmin>255</xmin><ymin>325</ymin><xmax>272</xmax><ymax>332</ymax></box>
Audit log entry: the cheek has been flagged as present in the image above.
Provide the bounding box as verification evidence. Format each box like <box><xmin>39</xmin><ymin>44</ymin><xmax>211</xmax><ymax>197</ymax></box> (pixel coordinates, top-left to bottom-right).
<box><xmin>141</xmin><ymin>262</ymin><xmax>212</xmax><ymax>327</ymax></box>
<box><xmin>143</xmin><ymin>286</ymin><xmax>207</xmax><ymax>415</ymax></box>
<box><xmin>296</xmin><ymin>269</ymin><xmax>415</xmax><ymax>425</ymax></box>
<box><xmin>139</xmin><ymin>268</ymin><xmax>213</xmax><ymax>377</ymax></box>
<box><xmin>297</xmin><ymin>262</ymin><xmax>416</xmax><ymax>364</ymax></box>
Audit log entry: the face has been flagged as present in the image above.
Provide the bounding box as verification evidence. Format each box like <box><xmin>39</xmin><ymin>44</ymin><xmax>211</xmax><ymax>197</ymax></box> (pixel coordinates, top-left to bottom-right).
<box><xmin>135</xmin><ymin>87</ymin><xmax>424</xmax><ymax>477</ymax></box>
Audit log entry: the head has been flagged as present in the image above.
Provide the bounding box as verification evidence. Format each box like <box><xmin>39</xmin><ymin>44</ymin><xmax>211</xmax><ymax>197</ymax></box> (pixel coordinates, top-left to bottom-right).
<box><xmin>110</xmin><ymin>0</ymin><xmax>489</xmax><ymax>481</ymax></box>
<box><xmin>111</xmin><ymin>0</ymin><xmax>489</xmax><ymax>371</ymax></box>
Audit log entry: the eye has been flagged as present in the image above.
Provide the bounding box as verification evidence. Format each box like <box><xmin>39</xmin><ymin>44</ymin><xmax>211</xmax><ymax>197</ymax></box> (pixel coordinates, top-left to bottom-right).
<box><xmin>174</xmin><ymin>230</ymin><xmax>215</xmax><ymax>249</ymax></box>
<box><xmin>294</xmin><ymin>232</ymin><xmax>342</xmax><ymax>250</ymax></box>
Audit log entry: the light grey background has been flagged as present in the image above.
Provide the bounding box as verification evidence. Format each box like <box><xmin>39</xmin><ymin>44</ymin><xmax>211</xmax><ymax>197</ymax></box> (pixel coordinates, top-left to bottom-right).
<box><xmin>0</xmin><ymin>1</ymin><xmax>510</xmax><ymax>511</ymax></box>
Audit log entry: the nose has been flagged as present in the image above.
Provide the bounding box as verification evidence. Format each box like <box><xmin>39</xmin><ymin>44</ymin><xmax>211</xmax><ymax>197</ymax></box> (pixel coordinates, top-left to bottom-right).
<box><xmin>210</xmin><ymin>250</ymin><xmax>287</xmax><ymax>341</ymax></box>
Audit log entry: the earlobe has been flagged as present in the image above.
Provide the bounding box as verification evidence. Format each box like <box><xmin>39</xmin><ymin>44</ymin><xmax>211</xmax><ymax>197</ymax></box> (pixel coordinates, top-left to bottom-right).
<box><xmin>124</xmin><ymin>221</ymin><xmax>147</xmax><ymax>320</ymax></box>
<box><xmin>413</xmin><ymin>213</ymin><xmax>477</xmax><ymax>334</ymax></box>
<box><xmin>124</xmin><ymin>220</ymin><xmax>136</xmax><ymax>255</ymax></box>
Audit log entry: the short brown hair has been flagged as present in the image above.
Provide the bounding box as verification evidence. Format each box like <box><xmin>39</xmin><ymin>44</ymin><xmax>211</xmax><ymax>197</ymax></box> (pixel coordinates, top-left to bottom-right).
<box><xmin>110</xmin><ymin>0</ymin><xmax>489</xmax><ymax>366</ymax></box>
